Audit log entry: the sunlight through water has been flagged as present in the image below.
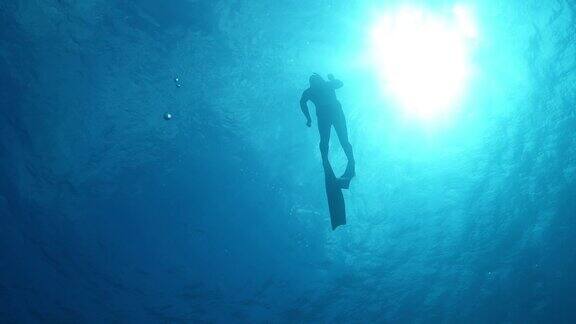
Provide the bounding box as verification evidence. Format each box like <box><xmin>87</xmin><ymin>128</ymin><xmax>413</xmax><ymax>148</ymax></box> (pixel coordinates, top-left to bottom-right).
<box><xmin>368</xmin><ymin>4</ymin><xmax>478</xmax><ymax>123</ymax></box>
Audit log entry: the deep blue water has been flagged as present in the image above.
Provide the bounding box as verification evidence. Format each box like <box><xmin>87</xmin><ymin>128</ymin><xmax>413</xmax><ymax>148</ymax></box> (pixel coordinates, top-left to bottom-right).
<box><xmin>2</xmin><ymin>0</ymin><xmax>576</xmax><ymax>322</ymax></box>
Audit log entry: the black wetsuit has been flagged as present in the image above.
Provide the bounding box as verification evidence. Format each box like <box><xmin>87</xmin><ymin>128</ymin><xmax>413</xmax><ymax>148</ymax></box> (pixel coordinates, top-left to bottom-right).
<box><xmin>300</xmin><ymin>78</ymin><xmax>355</xmax><ymax>177</ymax></box>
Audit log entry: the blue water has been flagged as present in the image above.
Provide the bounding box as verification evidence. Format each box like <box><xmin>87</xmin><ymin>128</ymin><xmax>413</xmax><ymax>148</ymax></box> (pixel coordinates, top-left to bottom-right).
<box><xmin>2</xmin><ymin>0</ymin><xmax>576</xmax><ymax>322</ymax></box>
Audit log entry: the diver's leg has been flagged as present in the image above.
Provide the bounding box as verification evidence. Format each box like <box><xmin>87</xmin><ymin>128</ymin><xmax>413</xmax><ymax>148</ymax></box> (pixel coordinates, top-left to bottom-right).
<box><xmin>318</xmin><ymin>116</ymin><xmax>331</xmax><ymax>164</ymax></box>
<box><xmin>334</xmin><ymin>108</ymin><xmax>355</xmax><ymax>178</ymax></box>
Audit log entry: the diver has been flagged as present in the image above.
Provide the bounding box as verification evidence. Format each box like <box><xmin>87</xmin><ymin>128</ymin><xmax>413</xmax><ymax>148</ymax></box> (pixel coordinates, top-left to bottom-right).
<box><xmin>300</xmin><ymin>73</ymin><xmax>355</xmax><ymax>186</ymax></box>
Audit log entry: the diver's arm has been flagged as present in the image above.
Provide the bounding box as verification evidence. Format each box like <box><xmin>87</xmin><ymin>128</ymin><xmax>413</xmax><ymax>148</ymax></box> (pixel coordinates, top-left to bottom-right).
<box><xmin>327</xmin><ymin>74</ymin><xmax>343</xmax><ymax>89</ymax></box>
<box><xmin>300</xmin><ymin>90</ymin><xmax>312</xmax><ymax>127</ymax></box>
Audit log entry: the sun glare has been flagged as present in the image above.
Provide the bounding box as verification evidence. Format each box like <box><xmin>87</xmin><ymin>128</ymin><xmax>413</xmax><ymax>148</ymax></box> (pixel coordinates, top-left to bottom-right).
<box><xmin>368</xmin><ymin>5</ymin><xmax>477</xmax><ymax>122</ymax></box>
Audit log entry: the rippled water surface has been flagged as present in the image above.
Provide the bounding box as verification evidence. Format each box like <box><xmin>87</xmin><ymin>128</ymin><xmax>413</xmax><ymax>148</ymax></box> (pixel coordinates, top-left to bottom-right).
<box><xmin>1</xmin><ymin>0</ymin><xmax>576</xmax><ymax>322</ymax></box>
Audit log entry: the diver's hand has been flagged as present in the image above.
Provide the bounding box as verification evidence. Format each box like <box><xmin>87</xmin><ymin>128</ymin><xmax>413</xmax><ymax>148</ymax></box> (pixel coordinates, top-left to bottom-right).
<box><xmin>306</xmin><ymin>119</ymin><xmax>312</xmax><ymax>127</ymax></box>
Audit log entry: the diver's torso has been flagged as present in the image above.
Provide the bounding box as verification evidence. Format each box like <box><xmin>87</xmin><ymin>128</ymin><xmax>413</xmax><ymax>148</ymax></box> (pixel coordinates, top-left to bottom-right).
<box><xmin>308</xmin><ymin>86</ymin><xmax>341</xmax><ymax>117</ymax></box>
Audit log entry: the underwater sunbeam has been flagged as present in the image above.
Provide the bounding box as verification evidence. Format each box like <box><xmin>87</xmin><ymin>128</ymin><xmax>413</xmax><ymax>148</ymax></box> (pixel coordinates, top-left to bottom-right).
<box><xmin>368</xmin><ymin>5</ymin><xmax>477</xmax><ymax>122</ymax></box>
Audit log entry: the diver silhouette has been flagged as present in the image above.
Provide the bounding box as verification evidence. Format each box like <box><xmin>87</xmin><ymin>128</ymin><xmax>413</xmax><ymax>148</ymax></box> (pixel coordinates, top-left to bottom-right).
<box><xmin>300</xmin><ymin>73</ymin><xmax>355</xmax><ymax>186</ymax></box>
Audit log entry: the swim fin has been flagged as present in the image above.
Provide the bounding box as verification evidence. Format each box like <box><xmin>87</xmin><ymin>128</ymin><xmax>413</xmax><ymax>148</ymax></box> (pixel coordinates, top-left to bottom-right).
<box><xmin>323</xmin><ymin>160</ymin><xmax>346</xmax><ymax>230</ymax></box>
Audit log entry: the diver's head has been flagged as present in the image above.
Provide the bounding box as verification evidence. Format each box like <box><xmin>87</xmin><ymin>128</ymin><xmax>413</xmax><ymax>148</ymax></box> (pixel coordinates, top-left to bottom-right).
<box><xmin>309</xmin><ymin>73</ymin><xmax>324</xmax><ymax>88</ymax></box>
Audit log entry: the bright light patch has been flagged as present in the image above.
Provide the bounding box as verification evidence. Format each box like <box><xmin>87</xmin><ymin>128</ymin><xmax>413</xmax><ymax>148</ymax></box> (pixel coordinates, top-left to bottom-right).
<box><xmin>368</xmin><ymin>5</ymin><xmax>477</xmax><ymax>121</ymax></box>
